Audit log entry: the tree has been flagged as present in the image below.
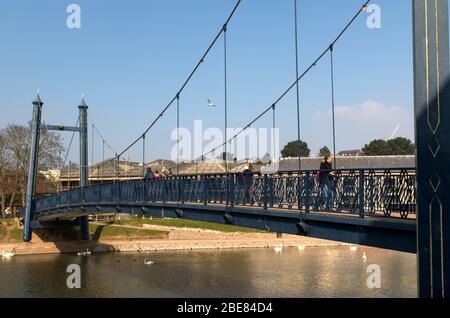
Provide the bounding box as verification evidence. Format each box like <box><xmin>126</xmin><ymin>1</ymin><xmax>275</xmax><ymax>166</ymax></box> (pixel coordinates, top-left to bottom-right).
<box><xmin>0</xmin><ymin>124</ymin><xmax>64</xmax><ymax>215</ymax></box>
<box><xmin>0</xmin><ymin>131</ymin><xmax>11</xmax><ymax>217</ymax></box>
<box><xmin>387</xmin><ymin>137</ymin><xmax>415</xmax><ymax>155</ymax></box>
<box><xmin>362</xmin><ymin>137</ymin><xmax>415</xmax><ymax>156</ymax></box>
<box><xmin>362</xmin><ymin>139</ymin><xmax>391</xmax><ymax>156</ymax></box>
<box><xmin>281</xmin><ymin>140</ymin><xmax>310</xmax><ymax>158</ymax></box>
<box><xmin>319</xmin><ymin>146</ymin><xmax>331</xmax><ymax>157</ymax></box>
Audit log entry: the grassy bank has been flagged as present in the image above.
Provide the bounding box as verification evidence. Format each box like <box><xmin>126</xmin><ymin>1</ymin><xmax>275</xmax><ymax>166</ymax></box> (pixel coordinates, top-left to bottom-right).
<box><xmin>1</xmin><ymin>219</ymin><xmax>168</xmax><ymax>242</ymax></box>
<box><xmin>0</xmin><ymin>226</ymin><xmax>6</xmax><ymax>239</ymax></box>
<box><xmin>111</xmin><ymin>217</ymin><xmax>262</xmax><ymax>233</ymax></box>
<box><xmin>9</xmin><ymin>228</ymin><xmax>23</xmax><ymax>241</ymax></box>
<box><xmin>1</xmin><ymin>216</ymin><xmax>261</xmax><ymax>243</ymax></box>
<box><xmin>89</xmin><ymin>223</ymin><xmax>168</xmax><ymax>240</ymax></box>
<box><xmin>0</xmin><ymin>219</ymin><xmax>23</xmax><ymax>242</ymax></box>
<box><xmin>56</xmin><ymin>224</ymin><xmax>168</xmax><ymax>241</ymax></box>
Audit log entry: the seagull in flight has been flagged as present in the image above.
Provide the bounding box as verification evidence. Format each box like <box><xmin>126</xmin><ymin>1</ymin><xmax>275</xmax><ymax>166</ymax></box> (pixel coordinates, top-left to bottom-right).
<box><xmin>207</xmin><ymin>98</ymin><xmax>216</xmax><ymax>108</ymax></box>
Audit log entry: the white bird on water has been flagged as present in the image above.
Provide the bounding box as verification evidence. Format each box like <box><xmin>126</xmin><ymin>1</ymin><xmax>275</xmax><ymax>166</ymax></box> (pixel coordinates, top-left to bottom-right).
<box><xmin>144</xmin><ymin>258</ymin><xmax>155</xmax><ymax>265</ymax></box>
<box><xmin>207</xmin><ymin>98</ymin><xmax>216</xmax><ymax>108</ymax></box>
<box><xmin>298</xmin><ymin>245</ymin><xmax>305</xmax><ymax>251</ymax></box>
<box><xmin>349</xmin><ymin>245</ymin><xmax>358</xmax><ymax>252</ymax></box>
<box><xmin>362</xmin><ymin>252</ymin><xmax>367</xmax><ymax>261</ymax></box>
<box><xmin>1</xmin><ymin>251</ymin><xmax>15</xmax><ymax>258</ymax></box>
<box><xmin>77</xmin><ymin>249</ymin><xmax>92</xmax><ymax>257</ymax></box>
<box><xmin>274</xmin><ymin>245</ymin><xmax>283</xmax><ymax>253</ymax></box>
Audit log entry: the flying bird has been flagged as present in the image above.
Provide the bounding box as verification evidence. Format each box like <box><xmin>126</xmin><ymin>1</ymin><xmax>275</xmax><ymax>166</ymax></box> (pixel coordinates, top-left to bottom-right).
<box><xmin>207</xmin><ymin>98</ymin><xmax>216</xmax><ymax>108</ymax></box>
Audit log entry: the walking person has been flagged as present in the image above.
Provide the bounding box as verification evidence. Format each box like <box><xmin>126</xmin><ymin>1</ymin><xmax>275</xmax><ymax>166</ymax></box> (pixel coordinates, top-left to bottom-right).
<box><xmin>144</xmin><ymin>167</ymin><xmax>155</xmax><ymax>181</ymax></box>
<box><xmin>318</xmin><ymin>152</ymin><xmax>336</xmax><ymax>212</ymax></box>
<box><xmin>242</xmin><ymin>164</ymin><xmax>254</xmax><ymax>205</ymax></box>
<box><xmin>154</xmin><ymin>170</ymin><xmax>161</xmax><ymax>181</ymax></box>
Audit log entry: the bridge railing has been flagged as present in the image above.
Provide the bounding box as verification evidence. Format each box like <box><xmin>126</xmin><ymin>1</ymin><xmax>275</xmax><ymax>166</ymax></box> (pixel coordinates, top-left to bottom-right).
<box><xmin>34</xmin><ymin>168</ymin><xmax>416</xmax><ymax>219</ymax></box>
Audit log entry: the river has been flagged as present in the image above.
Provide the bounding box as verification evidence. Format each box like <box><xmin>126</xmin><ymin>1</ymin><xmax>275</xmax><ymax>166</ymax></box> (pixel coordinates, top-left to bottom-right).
<box><xmin>0</xmin><ymin>246</ymin><xmax>416</xmax><ymax>298</ymax></box>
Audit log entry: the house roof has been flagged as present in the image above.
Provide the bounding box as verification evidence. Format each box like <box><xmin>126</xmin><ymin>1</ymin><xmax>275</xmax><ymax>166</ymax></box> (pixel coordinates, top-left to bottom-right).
<box><xmin>59</xmin><ymin>159</ymin><xmax>176</xmax><ymax>180</ymax></box>
<box><xmin>261</xmin><ymin>155</ymin><xmax>415</xmax><ymax>173</ymax></box>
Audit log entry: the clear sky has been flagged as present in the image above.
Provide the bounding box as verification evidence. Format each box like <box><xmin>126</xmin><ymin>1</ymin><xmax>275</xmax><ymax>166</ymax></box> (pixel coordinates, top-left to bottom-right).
<box><xmin>0</xmin><ymin>0</ymin><xmax>414</xmax><ymax>164</ymax></box>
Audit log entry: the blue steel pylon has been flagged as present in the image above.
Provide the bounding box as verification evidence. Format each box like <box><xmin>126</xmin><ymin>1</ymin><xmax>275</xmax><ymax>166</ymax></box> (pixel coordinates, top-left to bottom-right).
<box><xmin>23</xmin><ymin>95</ymin><xmax>90</xmax><ymax>242</ymax></box>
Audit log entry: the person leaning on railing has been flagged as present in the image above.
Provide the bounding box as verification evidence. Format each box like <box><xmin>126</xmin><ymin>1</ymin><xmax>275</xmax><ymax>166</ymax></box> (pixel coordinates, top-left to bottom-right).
<box><xmin>242</xmin><ymin>164</ymin><xmax>254</xmax><ymax>204</ymax></box>
<box><xmin>319</xmin><ymin>152</ymin><xmax>336</xmax><ymax>212</ymax></box>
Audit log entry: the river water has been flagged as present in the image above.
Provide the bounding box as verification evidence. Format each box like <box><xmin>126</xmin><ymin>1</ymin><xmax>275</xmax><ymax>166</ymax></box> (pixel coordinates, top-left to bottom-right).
<box><xmin>0</xmin><ymin>246</ymin><xmax>416</xmax><ymax>298</ymax></box>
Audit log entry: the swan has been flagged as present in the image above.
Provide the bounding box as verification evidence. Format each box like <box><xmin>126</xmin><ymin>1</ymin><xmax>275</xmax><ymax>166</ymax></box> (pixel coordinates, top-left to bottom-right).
<box><xmin>77</xmin><ymin>249</ymin><xmax>91</xmax><ymax>256</ymax></box>
<box><xmin>274</xmin><ymin>245</ymin><xmax>283</xmax><ymax>253</ymax></box>
<box><xmin>144</xmin><ymin>258</ymin><xmax>155</xmax><ymax>265</ymax></box>
<box><xmin>349</xmin><ymin>245</ymin><xmax>358</xmax><ymax>252</ymax></box>
<box><xmin>362</xmin><ymin>252</ymin><xmax>367</xmax><ymax>261</ymax></box>
<box><xmin>1</xmin><ymin>251</ymin><xmax>14</xmax><ymax>258</ymax></box>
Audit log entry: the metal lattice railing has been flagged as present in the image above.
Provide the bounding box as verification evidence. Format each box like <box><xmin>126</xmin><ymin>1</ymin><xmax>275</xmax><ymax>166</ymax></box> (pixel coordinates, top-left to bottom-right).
<box><xmin>34</xmin><ymin>168</ymin><xmax>416</xmax><ymax>219</ymax></box>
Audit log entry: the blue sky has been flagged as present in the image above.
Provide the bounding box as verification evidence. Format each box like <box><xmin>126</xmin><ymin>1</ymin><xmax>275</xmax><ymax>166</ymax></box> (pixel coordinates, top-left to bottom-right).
<box><xmin>0</xmin><ymin>0</ymin><xmax>414</xmax><ymax>163</ymax></box>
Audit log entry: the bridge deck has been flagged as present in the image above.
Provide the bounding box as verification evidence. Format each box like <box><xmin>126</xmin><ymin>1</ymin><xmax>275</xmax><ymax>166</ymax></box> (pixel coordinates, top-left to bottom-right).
<box><xmin>34</xmin><ymin>199</ymin><xmax>416</xmax><ymax>253</ymax></box>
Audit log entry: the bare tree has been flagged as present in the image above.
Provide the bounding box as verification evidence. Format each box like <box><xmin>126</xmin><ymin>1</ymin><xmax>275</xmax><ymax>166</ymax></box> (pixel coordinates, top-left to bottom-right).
<box><xmin>4</xmin><ymin>125</ymin><xmax>29</xmax><ymax>211</ymax></box>
<box><xmin>0</xmin><ymin>130</ymin><xmax>12</xmax><ymax>217</ymax></box>
<box><xmin>0</xmin><ymin>124</ymin><xmax>64</xmax><ymax>215</ymax></box>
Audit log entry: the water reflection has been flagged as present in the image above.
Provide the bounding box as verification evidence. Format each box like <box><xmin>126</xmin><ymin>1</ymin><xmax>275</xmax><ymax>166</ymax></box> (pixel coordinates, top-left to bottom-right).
<box><xmin>0</xmin><ymin>246</ymin><xmax>416</xmax><ymax>298</ymax></box>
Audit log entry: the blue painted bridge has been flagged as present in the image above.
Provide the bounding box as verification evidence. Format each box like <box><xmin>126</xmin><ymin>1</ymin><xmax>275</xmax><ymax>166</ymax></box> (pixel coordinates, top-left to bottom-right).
<box><xmin>30</xmin><ymin>168</ymin><xmax>417</xmax><ymax>253</ymax></box>
<box><xmin>21</xmin><ymin>0</ymin><xmax>450</xmax><ymax>298</ymax></box>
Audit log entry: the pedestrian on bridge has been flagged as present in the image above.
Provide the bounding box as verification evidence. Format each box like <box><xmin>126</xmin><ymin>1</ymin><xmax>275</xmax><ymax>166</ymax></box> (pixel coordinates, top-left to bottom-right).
<box><xmin>318</xmin><ymin>153</ymin><xmax>336</xmax><ymax>212</ymax></box>
<box><xmin>154</xmin><ymin>170</ymin><xmax>161</xmax><ymax>181</ymax></box>
<box><xmin>144</xmin><ymin>167</ymin><xmax>155</xmax><ymax>181</ymax></box>
<box><xmin>242</xmin><ymin>164</ymin><xmax>254</xmax><ymax>204</ymax></box>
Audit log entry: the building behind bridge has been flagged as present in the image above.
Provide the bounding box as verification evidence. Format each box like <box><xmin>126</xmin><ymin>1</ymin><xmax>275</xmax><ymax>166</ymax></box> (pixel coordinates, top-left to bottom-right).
<box><xmin>262</xmin><ymin>155</ymin><xmax>416</xmax><ymax>173</ymax></box>
<box><xmin>56</xmin><ymin>155</ymin><xmax>416</xmax><ymax>190</ymax></box>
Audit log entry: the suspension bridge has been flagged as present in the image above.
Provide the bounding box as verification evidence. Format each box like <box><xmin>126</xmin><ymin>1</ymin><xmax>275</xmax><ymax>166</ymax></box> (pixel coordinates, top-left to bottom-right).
<box><xmin>19</xmin><ymin>0</ymin><xmax>450</xmax><ymax>298</ymax></box>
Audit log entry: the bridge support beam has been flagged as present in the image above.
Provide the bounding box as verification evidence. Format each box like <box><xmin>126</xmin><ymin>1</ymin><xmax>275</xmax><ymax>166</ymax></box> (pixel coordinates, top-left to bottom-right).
<box><xmin>78</xmin><ymin>99</ymin><xmax>90</xmax><ymax>240</ymax></box>
<box><xmin>413</xmin><ymin>0</ymin><xmax>450</xmax><ymax>298</ymax></box>
<box><xmin>23</xmin><ymin>95</ymin><xmax>43</xmax><ymax>242</ymax></box>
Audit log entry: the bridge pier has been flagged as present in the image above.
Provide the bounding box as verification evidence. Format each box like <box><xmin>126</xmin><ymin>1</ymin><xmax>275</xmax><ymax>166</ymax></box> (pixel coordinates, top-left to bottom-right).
<box><xmin>413</xmin><ymin>0</ymin><xmax>450</xmax><ymax>298</ymax></box>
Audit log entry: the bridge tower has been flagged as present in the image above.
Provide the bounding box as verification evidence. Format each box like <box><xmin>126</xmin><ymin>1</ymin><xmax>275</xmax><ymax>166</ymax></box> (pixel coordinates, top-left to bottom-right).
<box><xmin>23</xmin><ymin>95</ymin><xmax>43</xmax><ymax>242</ymax></box>
<box><xmin>23</xmin><ymin>96</ymin><xmax>90</xmax><ymax>242</ymax></box>
<box><xmin>78</xmin><ymin>98</ymin><xmax>90</xmax><ymax>240</ymax></box>
<box><xmin>413</xmin><ymin>0</ymin><xmax>450</xmax><ymax>298</ymax></box>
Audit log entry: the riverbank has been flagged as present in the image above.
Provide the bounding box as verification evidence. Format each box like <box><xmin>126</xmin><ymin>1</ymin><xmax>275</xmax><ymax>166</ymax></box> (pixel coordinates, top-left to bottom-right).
<box><xmin>0</xmin><ymin>220</ymin><xmax>343</xmax><ymax>256</ymax></box>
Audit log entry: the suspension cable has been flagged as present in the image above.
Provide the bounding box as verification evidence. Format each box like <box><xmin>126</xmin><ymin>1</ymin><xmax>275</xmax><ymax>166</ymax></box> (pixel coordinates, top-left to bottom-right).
<box><xmin>102</xmin><ymin>140</ymin><xmax>105</xmax><ymax>183</ymax></box>
<box><xmin>272</xmin><ymin>104</ymin><xmax>276</xmax><ymax>162</ymax></box>
<box><xmin>202</xmin><ymin>1</ymin><xmax>370</xmax><ymax>160</ymax></box>
<box><xmin>91</xmin><ymin>124</ymin><xmax>94</xmax><ymax>185</ymax></box>
<box><xmin>61</xmin><ymin>118</ymin><xmax>79</xmax><ymax>171</ymax></box>
<box><xmin>142</xmin><ymin>134</ymin><xmax>146</xmax><ymax>177</ymax></box>
<box><xmin>176</xmin><ymin>94</ymin><xmax>180</xmax><ymax>210</ymax></box>
<box><xmin>223</xmin><ymin>24</ymin><xmax>230</xmax><ymax>212</ymax></box>
<box><xmin>93</xmin><ymin>0</ymin><xmax>242</xmax><ymax>172</ymax></box>
<box><xmin>294</xmin><ymin>0</ymin><xmax>301</xmax><ymax>171</ymax></box>
<box><xmin>330</xmin><ymin>45</ymin><xmax>337</xmax><ymax>169</ymax></box>
<box><xmin>92</xmin><ymin>124</ymin><xmax>117</xmax><ymax>157</ymax></box>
